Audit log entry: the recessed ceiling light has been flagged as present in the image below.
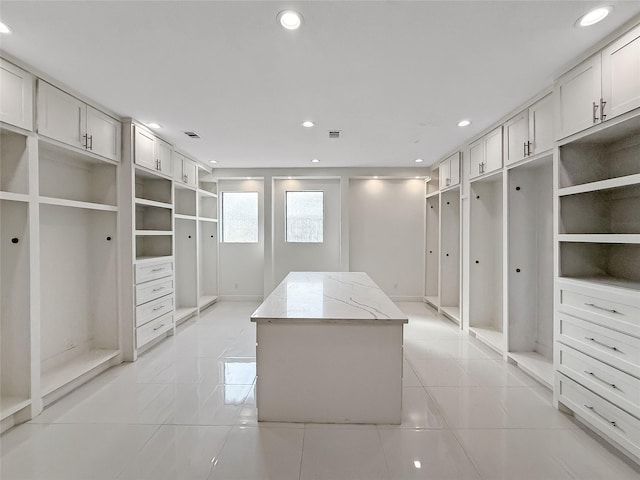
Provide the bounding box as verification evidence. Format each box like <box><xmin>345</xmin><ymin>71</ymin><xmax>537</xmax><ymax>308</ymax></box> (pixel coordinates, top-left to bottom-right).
<box><xmin>373</xmin><ymin>176</ymin><xmax>379</xmax><ymax>179</ymax></box>
<box><xmin>415</xmin><ymin>176</ymin><xmax>420</xmax><ymax>179</ymax></box>
<box><xmin>415</xmin><ymin>158</ymin><xmax>424</xmax><ymax>163</ymax></box>
<box><xmin>0</xmin><ymin>21</ymin><xmax>12</xmax><ymax>34</ymax></box>
<box><xmin>278</xmin><ymin>10</ymin><xmax>303</xmax><ymax>30</ymax></box>
<box><xmin>146</xmin><ymin>122</ymin><xmax>162</xmax><ymax>129</ymax></box>
<box><xmin>414</xmin><ymin>460</ymin><xmax>422</xmax><ymax>469</ymax></box>
<box><xmin>287</xmin><ymin>176</ymin><xmax>292</xmax><ymax>179</ymax></box>
<box><xmin>457</xmin><ymin>119</ymin><xmax>471</xmax><ymax>127</ymax></box>
<box><xmin>302</xmin><ymin>121</ymin><xmax>315</xmax><ymax>128</ymax></box>
<box><xmin>209</xmin><ymin>160</ymin><xmax>217</xmax><ymax>164</ymax></box>
<box><xmin>311</xmin><ymin>158</ymin><xmax>320</xmax><ymax>163</ymax></box>
<box><xmin>577</xmin><ymin>6</ymin><xmax>612</xmax><ymax>27</ymax></box>
<box><xmin>246</xmin><ymin>177</ymin><xmax>251</xmax><ymax>180</ymax></box>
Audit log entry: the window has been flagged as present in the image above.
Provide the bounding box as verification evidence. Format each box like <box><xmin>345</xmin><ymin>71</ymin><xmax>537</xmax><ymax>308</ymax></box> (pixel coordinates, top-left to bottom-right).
<box><xmin>221</xmin><ymin>192</ymin><xmax>258</xmax><ymax>243</ymax></box>
<box><xmin>286</xmin><ymin>191</ymin><xmax>324</xmax><ymax>242</ymax></box>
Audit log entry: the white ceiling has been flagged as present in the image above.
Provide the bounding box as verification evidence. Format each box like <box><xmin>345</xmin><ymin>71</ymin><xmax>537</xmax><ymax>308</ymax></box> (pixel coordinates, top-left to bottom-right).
<box><xmin>2</xmin><ymin>1</ymin><xmax>640</xmax><ymax>169</ymax></box>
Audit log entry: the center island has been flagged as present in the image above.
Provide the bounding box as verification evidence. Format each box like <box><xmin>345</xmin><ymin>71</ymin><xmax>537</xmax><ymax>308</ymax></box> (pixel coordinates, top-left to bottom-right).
<box><xmin>250</xmin><ymin>272</ymin><xmax>408</xmax><ymax>424</ymax></box>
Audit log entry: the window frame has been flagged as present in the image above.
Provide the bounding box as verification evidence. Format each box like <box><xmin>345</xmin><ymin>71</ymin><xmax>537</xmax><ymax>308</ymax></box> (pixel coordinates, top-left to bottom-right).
<box><xmin>220</xmin><ymin>190</ymin><xmax>259</xmax><ymax>244</ymax></box>
<box><xmin>284</xmin><ymin>190</ymin><xmax>325</xmax><ymax>244</ymax></box>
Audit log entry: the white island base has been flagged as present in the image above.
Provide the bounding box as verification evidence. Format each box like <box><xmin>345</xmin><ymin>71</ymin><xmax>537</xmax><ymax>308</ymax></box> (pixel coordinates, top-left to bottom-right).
<box><xmin>251</xmin><ymin>272</ymin><xmax>408</xmax><ymax>424</ymax></box>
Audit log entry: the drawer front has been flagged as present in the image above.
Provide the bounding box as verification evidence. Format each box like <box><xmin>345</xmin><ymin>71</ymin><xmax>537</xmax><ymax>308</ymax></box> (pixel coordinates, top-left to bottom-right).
<box><xmin>136</xmin><ymin>293</ymin><xmax>174</xmax><ymax>327</ymax></box>
<box><xmin>135</xmin><ymin>259</ymin><xmax>174</xmax><ymax>284</ymax></box>
<box><xmin>558</xmin><ymin>281</ymin><xmax>640</xmax><ymax>337</ymax></box>
<box><xmin>557</xmin><ymin>313</ymin><xmax>640</xmax><ymax>378</ymax></box>
<box><xmin>556</xmin><ymin>343</ymin><xmax>640</xmax><ymax>418</ymax></box>
<box><xmin>557</xmin><ymin>373</ymin><xmax>640</xmax><ymax>457</ymax></box>
<box><xmin>136</xmin><ymin>312</ymin><xmax>173</xmax><ymax>348</ymax></box>
<box><xmin>135</xmin><ymin>277</ymin><xmax>174</xmax><ymax>306</ymax></box>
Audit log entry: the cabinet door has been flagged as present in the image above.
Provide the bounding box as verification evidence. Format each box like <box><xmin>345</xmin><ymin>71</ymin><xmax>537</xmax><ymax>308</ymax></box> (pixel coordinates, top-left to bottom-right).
<box><xmin>0</xmin><ymin>60</ymin><xmax>33</xmax><ymax>131</ymax></box>
<box><xmin>504</xmin><ymin>111</ymin><xmax>529</xmax><ymax>166</ymax></box>
<box><xmin>156</xmin><ymin>139</ymin><xmax>173</xmax><ymax>177</ymax></box>
<box><xmin>439</xmin><ymin>160</ymin><xmax>450</xmax><ymax>188</ymax></box>
<box><xmin>86</xmin><ymin>106</ymin><xmax>120</xmax><ymax>162</ymax></box>
<box><xmin>442</xmin><ymin>152</ymin><xmax>460</xmax><ymax>187</ymax></box>
<box><xmin>172</xmin><ymin>153</ymin><xmax>185</xmax><ymax>182</ymax></box>
<box><xmin>484</xmin><ymin>127</ymin><xmax>503</xmax><ymax>174</ymax></box>
<box><xmin>183</xmin><ymin>158</ymin><xmax>197</xmax><ymax>187</ymax></box>
<box><xmin>37</xmin><ymin>81</ymin><xmax>86</xmax><ymax>150</ymax></box>
<box><xmin>555</xmin><ymin>55</ymin><xmax>602</xmax><ymax>139</ymax></box>
<box><xmin>602</xmin><ymin>26</ymin><xmax>640</xmax><ymax>121</ymax></box>
<box><xmin>529</xmin><ymin>94</ymin><xmax>554</xmax><ymax>155</ymax></box>
<box><xmin>134</xmin><ymin>126</ymin><xmax>156</xmax><ymax>170</ymax></box>
<box><xmin>469</xmin><ymin>140</ymin><xmax>483</xmax><ymax>179</ymax></box>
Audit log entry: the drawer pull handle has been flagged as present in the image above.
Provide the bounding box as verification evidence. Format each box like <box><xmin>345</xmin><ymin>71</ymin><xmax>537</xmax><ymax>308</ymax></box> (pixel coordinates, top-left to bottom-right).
<box><xmin>152</xmin><ymin>305</ymin><xmax>165</xmax><ymax>311</ymax></box>
<box><xmin>153</xmin><ymin>323</ymin><xmax>165</xmax><ymax>331</ymax></box>
<box><xmin>584</xmin><ymin>405</ymin><xmax>617</xmax><ymax>428</ymax></box>
<box><xmin>152</xmin><ymin>287</ymin><xmax>165</xmax><ymax>292</ymax></box>
<box><xmin>585</xmin><ymin>337</ymin><xmax>618</xmax><ymax>352</ymax></box>
<box><xmin>151</xmin><ymin>268</ymin><xmax>165</xmax><ymax>272</ymax></box>
<box><xmin>584</xmin><ymin>370</ymin><xmax>618</xmax><ymax>389</ymax></box>
<box><xmin>584</xmin><ymin>303</ymin><xmax>621</xmax><ymax>315</ymax></box>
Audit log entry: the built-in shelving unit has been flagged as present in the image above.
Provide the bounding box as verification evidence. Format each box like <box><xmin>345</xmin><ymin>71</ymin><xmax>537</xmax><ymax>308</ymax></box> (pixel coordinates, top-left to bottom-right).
<box><xmin>469</xmin><ymin>171</ymin><xmax>504</xmax><ymax>354</ymax></box>
<box><xmin>506</xmin><ymin>155</ymin><xmax>554</xmax><ymax>387</ymax></box>
<box><xmin>424</xmin><ymin>175</ymin><xmax>440</xmax><ymax>308</ymax></box>
<box><xmin>197</xmin><ymin>173</ymin><xmax>219</xmax><ymax>310</ymax></box>
<box><xmin>439</xmin><ymin>187</ymin><xmax>461</xmax><ymax>324</ymax></box>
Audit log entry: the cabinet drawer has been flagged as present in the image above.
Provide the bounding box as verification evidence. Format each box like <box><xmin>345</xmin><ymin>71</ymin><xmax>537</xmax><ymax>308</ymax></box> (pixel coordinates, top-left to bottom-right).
<box><xmin>135</xmin><ymin>259</ymin><xmax>174</xmax><ymax>284</ymax></box>
<box><xmin>556</xmin><ymin>343</ymin><xmax>640</xmax><ymax>418</ymax></box>
<box><xmin>136</xmin><ymin>312</ymin><xmax>173</xmax><ymax>348</ymax></box>
<box><xmin>135</xmin><ymin>277</ymin><xmax>174</xmax><ymax>306</ymax></box>
<box><xmin>557</xmin><ymin>373</ymin><xmax>640</xmax><ymax>459</ymax></box>
<box><xmin>558</xmin><ymin>280</ymin><xmax>640</xmax><ymax>337</ymax></box>
<box><xmin>136</xmin><ymin>293</ymin><xmax>174</xmax><ymax>327</ymax></box>
<box><xmin>557</xmin><ymin>313</ymin><xmax>640</xmax><ymax>378</ymax></box>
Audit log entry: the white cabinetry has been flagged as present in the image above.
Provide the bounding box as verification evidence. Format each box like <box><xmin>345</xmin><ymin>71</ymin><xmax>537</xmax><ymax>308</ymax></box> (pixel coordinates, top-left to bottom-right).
<box><xmin>0</xmin><ymin>59</ymin><xmax>34</xmax><ymax>131</ymax></box>
<box><xmin>504</xmin><ymin>94</ymin><xmax>553</xmax><ymax>165</ymax></box>
<box><xmin>197</xmin><ymin>170</ymin><xmax>219</xmax><ymax>310</ymax></box>
<box><xmin>173</xmin><ymin>152</ymin><xmax>198</xmax><ymax>188</ymax></box>
<box><xmin>439</xmin><ymin>152</ymin><xmax>460</xmax><ymax>189</ymax></box>
<box><xmin>37</xmin><ymin>81</ymin><xmax>120</xmax><ymax>162</ymax></box>
<box><xmin>554</xmin><ymin>113</ymin><xmax>640</xmax><ymax>463</ymax></box>
<box><xmin>439</xmin><ymin>187</ymin><xmax>461</xmax><ymax>324</ymax></box>
<box><xmin>556</xmin><ymin>25</ymin><xmax>640</xmax><ymax>139</ymax></box>
<box><xmin>133</xmin><ymin>125</ymin><xmax>172</xmax><ymax>177</ymax></box>
<box><xmin>424</xmin><ymin>191</ymin><xmax>439</xmax><ymax>308</ymax></box>
<box><xmin>469</xmin><ymin>127</ymin><xmax>503</xmax><ymax>179</ymax></box>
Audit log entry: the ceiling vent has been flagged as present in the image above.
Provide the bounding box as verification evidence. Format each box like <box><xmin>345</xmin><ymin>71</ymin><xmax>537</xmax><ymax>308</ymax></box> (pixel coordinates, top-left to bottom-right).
<box><xmin>184</xmin><ymin>131</ymin><xmax>201</xmax><ymax>139</ymax></box>
<box><xmin>328</xmin><ymin>130</ymin><xmax>341</xmax><ymax>139</ymax></box>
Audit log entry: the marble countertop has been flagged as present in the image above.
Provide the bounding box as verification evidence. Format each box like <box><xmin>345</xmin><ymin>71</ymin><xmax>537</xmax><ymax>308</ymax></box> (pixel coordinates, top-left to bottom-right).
<box><xmin>251</xmin><ymin>272</ymin><xmax>408</xmax><ymax>323</ymax></box>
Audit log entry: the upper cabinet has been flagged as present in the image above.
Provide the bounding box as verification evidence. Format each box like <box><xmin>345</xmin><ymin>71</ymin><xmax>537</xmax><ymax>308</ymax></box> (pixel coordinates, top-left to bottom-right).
<box><xmin>133</xmin><ymin>125</ymin><xmax>173</xmax><ymax>177</ymax></box>
<box><xmin>37</xmin><ymin>81</ymin><xmax>120</xmax><ymax>162</ymax></box>
<box><xmin>439</xmin><ymin>152</ymin><xmax>460</xmax><ymax>189</ymax></box>
<box><xmin>470</xmin><ymin>126</ymin><xmax>503</xmax><ymax>180</ymax></box>
<box><xmin>0</xmin><ymin>59</ymin><xmax>34</xmax><ymax>131</ymax></box>
<box><xmin>504</xmin><ymin>94</ymin><xmax>553</xmax><ymax>166</ymax></box>
<box><xmin>173</xmin><ymin>152</ymin><xmax>197</xmax><ymax>188</ymax></box>
<box><xmin>556</xmin><ymin>25</ymin><xmax>640</xmax><ymax>140</ymax></box>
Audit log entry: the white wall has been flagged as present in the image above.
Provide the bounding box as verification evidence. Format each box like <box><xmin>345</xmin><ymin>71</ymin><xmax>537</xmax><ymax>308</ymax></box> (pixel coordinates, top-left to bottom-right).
<box><xmin>273</xmin><ymin>178</ymin><xmax>342</xmax><ymax>286</ymax></box>
<box><xmin>218</xmin><ymin>179</ymin><xmax>264</xmax><ymax>299</ymax></box>
<box><xmin>349</xmin><ymin>178</ymin><xmax>425</xmax><ymax>299</ymax></box>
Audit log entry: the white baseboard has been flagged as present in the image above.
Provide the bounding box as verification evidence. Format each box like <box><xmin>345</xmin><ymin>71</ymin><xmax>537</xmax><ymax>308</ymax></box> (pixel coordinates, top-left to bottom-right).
<box><xmin>218</xmin><ymin>295</ymin><xmax>264</xmax><ymax>302</ymax></box>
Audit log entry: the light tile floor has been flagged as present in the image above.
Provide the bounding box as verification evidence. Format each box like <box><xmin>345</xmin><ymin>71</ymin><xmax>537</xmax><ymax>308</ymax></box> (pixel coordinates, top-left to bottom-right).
<box><xmin>2</xmin><ymin>301</ymin><xmax>639</xmax><ymax>480</ymax></box>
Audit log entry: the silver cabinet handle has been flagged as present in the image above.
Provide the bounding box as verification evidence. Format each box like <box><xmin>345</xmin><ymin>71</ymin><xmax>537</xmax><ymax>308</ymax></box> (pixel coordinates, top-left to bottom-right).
<box><xmin>584</xmin><ymin>302</ymin><xmax>622</xmax><ymax>315</ymax></box>
<box><xmin>153</xmin><ymin>323</ymin><xmax>165</xmax><ymax>331</ymax></box>
<box><xmin>584</xmin><ymin>405</ymin><xmax>617</xmax><ymax>428</ymax></box>
<box><xmin>585</xmin><ymin>336</ymin><xmax>619</xmax><ymax>352</ymax></box>
<box><xmin>152</xmin><ymin>305</ymin><xmax>165</xmax><ymax>311</ymax></box>
<box><xmin>82</xmin><ymin>133</ymin><xmax>88</xmax><ymax>149</ymax></box>
<box><xmin>151</xmin><ymin>268</ymin><xmax>164</xmax><ymax>272</ymax></box>
<box><xmin>526</xmin><ymin>141</ymin><xmax>532</xmax><ymax>156</ymax></box>
<box><xmin>523</xmin><ymin>142</ymin><xmax>527</xmax><ymax>157</ymax></box>
<box><xmin>584</xmin><ymin>370</ymin><xmax>618</xmax><ymax>390</ymax></box>
<box><xmin>88</xmin><ymin>135</ymin><xmax>93</xmax><ymax>150</ymax></box>
<box><xmin>592</xmin><ymin>101</ymin><xmax>599</xmax><ymax>123</ymax></box>
<box><xmin>600</xmin><ymin>98</ymin><xmax>607</xmax><ymax>121</ymax></box>
<box><xmin>152</xmin><ymin>287</ymin><xmax>165</xmax><ymax>292</ymax></box>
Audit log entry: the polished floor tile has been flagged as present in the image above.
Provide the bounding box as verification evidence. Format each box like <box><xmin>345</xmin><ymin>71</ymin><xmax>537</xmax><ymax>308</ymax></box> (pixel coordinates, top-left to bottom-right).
<box><xmin>3</xmin><ymin>301</ymin><xmax>639</xmax><ymax>480</ymax></box>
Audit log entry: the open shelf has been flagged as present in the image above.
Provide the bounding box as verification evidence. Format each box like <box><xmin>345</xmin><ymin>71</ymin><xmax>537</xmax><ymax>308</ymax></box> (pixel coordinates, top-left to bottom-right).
<box><xmin>558</xmin><ymin>275</ymin><xmax>640</xmax><ymax>292</ymax></box>
<box><xmin>136</xmin><ymin>235</ymin><xmax>173</xmax><ymax>259</ymax></box>
<box><xmin>39</xmin><ymin>142</ymin><xmax>116</xmax><ymax>206</ymax></box>
<box><xmin>558</xmin><ymin>234</ymin><xmax>640</xmax><ymax>243</ymax></box>
<box><xmin>199</xmin><ymin>295</ymin><xmax>218</xmax><ymax>310</ymax></box>
<box><xmin>470</xmin><ymin>326</ymin><xmax>505</xmax><ymax>354</ymax></box>
<box><xmin>425</xmin><ymin>194</ymin><xmax>439</xmax><ymax>301</ymax></box>
<box><xmin>440</xmin><ymin>306</ymin><xmax>460</xmax><ymax>324</ymax></box>
<box><xmin>198</xmin><ymin>175</ymin><xmax>217</xmax><ymax>196</ymax></box>
<box><xmin>469</xmin><ymin>175</ymin><xmax>504</xmax><ymax>347</ymax></box>
<box><xmin>39</xmin><ymin>196</ymin><xmax>118</xmax><ymax>212</ymax></box>
<box><xmin>199</xmin><ymin>194</ymin><xmax>218</xmax><ymax>220</ymax></box>
<box><xmin>559</xmin><ymin>243</ymin><xmax>640</xmax><ymax>291</ymax></box>
<box><xmin>507</xmin><ymin>351</ymin><xmax>554</xmax><ymax>389</ymax></box>
<box><xmin>1</xmin><ymin>128</ymin><xmax>29</xmax><ymax>195</ymax></box>
<box><xmin>0</xmin><ymin>191</ymin><xmax>29</xmax><ymax>202</ymax></box>
<box><xmin>507</xmin><ymin>158</ymin><xmax>553</xmax><ymax>381</ymax></box>
<box><xmin>0</xmin><ymin>397</ymin><xmax>31</xmax><ymax>421</ymax></box>
<box><xmin>175</xmin><ymin>187</ymin><xmax>197</xmax><ymax>216</ymax></box>
<box><xmin>175</xmin><ymin>218</ymin><xmax>198</xmax><ymax>322</ymax></box>
<box><xmin>175</xmin><ymin>307</ymin><xmax>198</xmax><ymax>324</ymax></box>
<box><xmin>174</xmin><ymin>213</ymin><xmax>197</xmax><ymax>221</ymax></box>
<box><xmin>135</xmin><ymin>197</ymin><xmax>172</xmax><ymax>210</ymax></box>
<box><xmin>558</xmin><ymin>173</ymin><xmax>640</xmax><ymax>197</ymax></box>
<box><xmin>198</xmin><ymin>189</ymin><xmax>218</xmax><ymax>198</ymax></box>
<box><xmin>136</xmin><ymin>203</ymin><xmax>172</xmax><ymax>231</ymax></box>
<box><xmin>424</xmin><ymin>295</ymin><xmax>439</xmax><ymax>308</ymax></box>
<box><xmin>440</xmin><ymin>187</ymin><xmax>460</xmax><ymax>321</ymax></box>
<box><xmin>135</xmin><ymin>170</ymin><xmax>172</xmax><ymax>205</ymax></box>
<box><xmin>41</xmin><ymin>349</ymin><xmax>119</xmax><ymax>397</ymax></box>
<box><xmin>199</xmin><ymin>221</ymin><xmax>218</xmax><ymax>306</ymax></box>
